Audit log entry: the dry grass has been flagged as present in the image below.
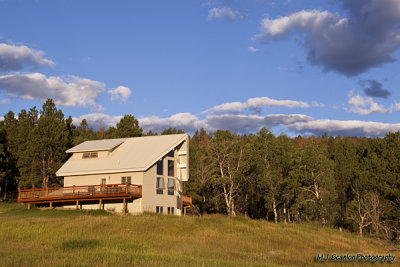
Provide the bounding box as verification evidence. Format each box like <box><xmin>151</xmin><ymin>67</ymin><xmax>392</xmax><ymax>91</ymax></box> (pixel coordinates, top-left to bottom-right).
<box><xmin>0</xmin><ymin>202</ymin><xmax>398</xmax><ymax>266</ymax></box>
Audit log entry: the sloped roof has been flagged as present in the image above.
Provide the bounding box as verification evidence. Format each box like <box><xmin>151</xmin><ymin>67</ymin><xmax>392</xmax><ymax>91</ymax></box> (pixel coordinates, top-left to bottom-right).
<box><xmin>56</xmin><ymin>134</ymin><xmax>188</xmax><ymax>176</ymax></box>
<box><xmin>66</xmin><ymin>138</ymin><xmax>126</xmax><ymax>153</ymax></box>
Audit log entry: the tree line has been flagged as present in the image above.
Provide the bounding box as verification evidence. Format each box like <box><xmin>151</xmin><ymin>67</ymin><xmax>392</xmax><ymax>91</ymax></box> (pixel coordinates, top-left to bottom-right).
<box><xmin>1</xmin><ymin>99</ymin><xmax>399</xmax><ymax>241</ymax></box>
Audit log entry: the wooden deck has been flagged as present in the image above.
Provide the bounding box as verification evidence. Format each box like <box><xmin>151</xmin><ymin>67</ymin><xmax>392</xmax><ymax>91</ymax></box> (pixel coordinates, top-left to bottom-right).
<box><xmin>18</xmin><ymin>183</ymin><xmax>142</xmax><ymax>207</ymax></box>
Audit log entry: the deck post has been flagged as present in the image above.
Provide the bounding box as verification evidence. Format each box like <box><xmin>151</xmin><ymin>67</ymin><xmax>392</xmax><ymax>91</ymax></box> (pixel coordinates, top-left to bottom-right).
<box><xmin>27</xmin><ymin>203</ymin><xmax>31</xmax><ymax>210</ymax></box>
<box><xmin>76</xmin><ymin>201</ymin><xmax>79</xmax><ymax>210</ymax></box>
<box><xmin>125</xmin><ymin>183</ymin><xmax>128</xmax><ymax>194</ymax></box>
<box><xmin>184</xmin><ymin>206</ymin><xmax>187</xmax><ymax>216</ymax></box>
<box><xmin>123</xmin><ymin>198</ymin><xmax>126</xmax><ymax>215</ymax></box>
<box><xmin>99</xmin><ymin>199</ymin><xmax>102</xmax><ymax>210</ymax></box>
<box><xmin>73</xmin><ymin>185</ymin><xmax>75</xmax><ymax>195</ymax></box>
<box><xmin>46</xmin><ymin>187</ymin><xmax>48</xmax><ymax>198</ymax></box>
<box><xmin>49</xmin><ymin>201</ymin><xmax>52</xmax><ymax>209</ymax></box>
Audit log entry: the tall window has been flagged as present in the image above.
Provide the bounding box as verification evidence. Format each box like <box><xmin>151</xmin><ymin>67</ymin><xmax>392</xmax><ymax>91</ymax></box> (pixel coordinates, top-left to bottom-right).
<box><xmin>167</xmin><ymin>207</ymin><xmax>174</xmax><ymax>215</ymax></box>
<box><xmin>157</xmin><ymin>160</ymin><xmax>163</xmax><ymax>175</ymax></box>
<box><xmin>168</xmin><ymin>178</ymin><xmax>175</xmax><ymax>195</ymax></box>
<box><xmin>168</xmin><ymin>160</ymin><xmax>174</xmax><ymax>177</ymax></box>
<box><xmin>156</xmin><ymin>177</ymin><xmax>165</xmax><ymax>194</ymax></box>
<box><xmin>156</xmin><ymin>206</ymin><xmax>163</xmax><ymax>214</ymax></box>
<box><xmin>100</xmin><ymin>178</ymin><xmax>106</xmax><ymax>185</ymax></box>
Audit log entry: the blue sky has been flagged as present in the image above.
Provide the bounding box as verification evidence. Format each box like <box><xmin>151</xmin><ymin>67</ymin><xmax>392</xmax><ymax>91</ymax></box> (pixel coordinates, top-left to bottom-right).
<box><xmin>1</xmin><ymin>0</ymin><xmax>400</xmax><ymax>136</ymax></box>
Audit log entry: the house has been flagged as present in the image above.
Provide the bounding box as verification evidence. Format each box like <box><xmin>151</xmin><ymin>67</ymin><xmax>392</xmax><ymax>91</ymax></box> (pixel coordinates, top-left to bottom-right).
<box><xmin>18</xmin><ymin>134</ymin><xmax>191</xmax><ymax>215</ymax></box>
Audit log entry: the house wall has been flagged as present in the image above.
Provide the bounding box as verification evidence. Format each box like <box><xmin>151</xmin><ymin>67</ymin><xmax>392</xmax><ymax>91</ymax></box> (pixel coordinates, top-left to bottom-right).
<box><xmin>63</xmin><ymin>172</ymin><xmax>143</xmax><ymax>213</ymax></box>
<box><xmin>142</xmin><ymin>152</ymin><xmax>182</xmax><ymax>215</ymax></box>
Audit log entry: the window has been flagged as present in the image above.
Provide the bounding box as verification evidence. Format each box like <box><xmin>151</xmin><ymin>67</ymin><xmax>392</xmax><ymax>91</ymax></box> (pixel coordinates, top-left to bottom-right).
<box><xmin>156</xmin><ymin>177</ymin><xmax>165</xmax><ymax>194</ymax></box>
<box><xmin>167</xmin><ymin>207</ymin><xmax>174</xmax><ymax>215</ymax></box>
<box><xmin>157</xmin><ymin>160</ymin><xmax>163</xmax><ymax>175</ymax></box>
<box><xmin>156</xmin><ymin>206</ymin><xmax>163</xmax><ymax>214</ymax></box>
<box><xmin>82</xmin><ymin>152</ymin><xmax>98</xmax><ymax>159</ymax></box>
<box><xmin>100</xmin><ymin>178</ymin><xmax>106</xmax><ymax>185</ymax></box>
<box><xmin>121</xmin><ymin>176</ymin><xmax>131</xmax><ymax>184</ymax></box>
<box><xmin>168</xmin><ymin>160</ymin><xmax>174</xmax><ymax>177</ymax></box>
<box><xmin>168</xmin><ymin>178</ymin><xmax>175</xmax><ymax>195</ymax></box>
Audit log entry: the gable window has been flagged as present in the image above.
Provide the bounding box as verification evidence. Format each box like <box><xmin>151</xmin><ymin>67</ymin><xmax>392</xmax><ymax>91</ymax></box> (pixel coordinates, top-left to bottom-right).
<box><xmin>121</xmin><ymin>176</ymin><xmax>131</xmax><ymax>184</ymax></box>
<box><xmin>157</xmin><ymin>160</ymin><xmax>163</xmax><ymax>175</ymax></box>
<box><xmin>156</xmin><ymin>177</ymin><xmax>165</xmax><ymax>194</ymax></box>
<box><xmin>82</xmin><ymin>152</ymin><xmax>98</xmax><ymax>159</ymax></box>
<box><xmin>168</xmin><ymin>160</ymin><xmax>174</xmax><ymax>177</ymax></box>
<box><xmin>168</xmin><ymin>178</ymin><xmax>175</xmax><ymax>195</ymax></box>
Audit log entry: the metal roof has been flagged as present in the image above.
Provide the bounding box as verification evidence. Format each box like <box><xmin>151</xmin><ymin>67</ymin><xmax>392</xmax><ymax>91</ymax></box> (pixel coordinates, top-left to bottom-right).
<box><xmin>66</xmin><ymin>138</ymin><xmax>127</xmax><ymax>153</ymax></box>
<box><xmin>56</xmin><ymin>134</ymin><xmax>188</xmax><ymax>176</ymax></box>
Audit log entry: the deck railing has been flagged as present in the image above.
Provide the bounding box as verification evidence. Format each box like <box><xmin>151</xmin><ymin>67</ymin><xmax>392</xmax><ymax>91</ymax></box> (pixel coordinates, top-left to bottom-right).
<box><xmin>18</xmin><ymin>183</ymin><xmax>142</xmax><ymax>203</ymax></box>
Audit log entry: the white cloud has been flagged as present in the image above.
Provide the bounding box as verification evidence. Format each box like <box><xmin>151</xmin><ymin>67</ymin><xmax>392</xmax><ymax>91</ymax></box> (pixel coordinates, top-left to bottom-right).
<box><xmin>0</xmin><ymin>98</ymin><xmax>10</xmax><ymax>104</ymax></box>
<box><xmin>257</xmin><ymin>10</ymin><xmax>337</xmax><ymax>37</ymax></box>
<box><xmin>248</xmin><ymin>46</ymin><xmax>258</xmax><ymax>52</ymax></box>
<box><xmin>0</xmin><ymin>73</ymin><xmax>105</xmax><ymax>111</ymax></box>
<box><xmin>205</xmin><ymin>113</ymin><xmax>312</xmax><ymax>133</ymax></box>
<box><xmin>347</xmin><ymin>93</ymin><xmax>393</xmax><ymax>115</ymax></box>
<box><xmin>72</xmin><ymin>113</ymin><xmax>122</xmax><ymax>129</ymax></box>
<box><xmin>254</xmin><ymin>0</ymin><xmax>400</xmax><ymax>76</ymax></box>
<box><xmin>108</xmin><ymin>86</ymin><xmax>131</xmax><ymax>103</ymax></box>
<box><xmin>0</xmin><ymin>43</ymin><xmax>54</xmax><ymax>71</ymax></box>
<box><xmin>203</xmin><ymin>96</ymin><xmax>310</xmax><ymax>114</ymax></box>
<box><xmin>312</xmin><ymin>101</ymin><xmax>325</xmax><ymax>107</ymax></box>
<box><xmin>208</xmin><ymin>7</ymin><xmax>244</xmax><ymax>21</ymax></box>
<box><xmin>139</xmin><ymin>113</ymin><xmax>204</xmax><ymax>133</ymax></box>
<box><xmin>289</xmin><ymin>119</ymin><xmax>400</xmax><ymax>137</ymax></box>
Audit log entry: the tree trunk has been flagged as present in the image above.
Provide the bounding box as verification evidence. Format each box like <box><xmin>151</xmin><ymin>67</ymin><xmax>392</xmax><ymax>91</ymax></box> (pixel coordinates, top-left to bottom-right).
<box><xmin>283</xmin><ymin>203</ymin><xmax>287</xmax><ymax>224</ymax></box>
<box><xmin>273</xmin><ymin>197</ymin><xmax>278</xmax><ymax>223</ymax></box>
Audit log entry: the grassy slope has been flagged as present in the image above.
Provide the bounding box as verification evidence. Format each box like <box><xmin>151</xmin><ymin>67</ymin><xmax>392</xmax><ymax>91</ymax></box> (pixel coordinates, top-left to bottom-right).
<box><xmin>0</xmin><ymin>203</ymin><xmax>397</xmax><ymax>267</ymax></box>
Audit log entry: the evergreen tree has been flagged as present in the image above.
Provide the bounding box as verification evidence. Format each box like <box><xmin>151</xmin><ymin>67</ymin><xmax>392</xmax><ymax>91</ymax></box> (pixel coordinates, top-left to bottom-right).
<box><xmin>115</xmin><ymin>115</ymin><xmax>143</xmax><ymax>138</ymax></box>
<box><xmin>31</xmin><ymin>99</ymin><xmax>69</xmax><ymax>188</ymax></box>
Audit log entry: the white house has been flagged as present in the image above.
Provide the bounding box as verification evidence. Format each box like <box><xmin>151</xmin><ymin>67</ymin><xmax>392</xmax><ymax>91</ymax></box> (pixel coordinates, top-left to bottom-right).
<box><xmin>55</xmin><ymin>134</ymin><xmax>190</xmax><ymax>215</ymax></box>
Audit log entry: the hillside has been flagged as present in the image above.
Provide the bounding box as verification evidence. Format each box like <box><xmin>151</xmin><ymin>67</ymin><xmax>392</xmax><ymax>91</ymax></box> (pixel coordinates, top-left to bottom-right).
<box><xmin>0</xmin><ymin>203</ymin><xmax>398</xmax><ymax>266</ymax></box>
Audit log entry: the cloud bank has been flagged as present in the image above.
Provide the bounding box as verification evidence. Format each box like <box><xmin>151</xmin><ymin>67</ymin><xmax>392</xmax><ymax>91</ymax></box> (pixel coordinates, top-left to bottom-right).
<box><xmin>255</xmin><ymin>0</ymin><xmax>400</xmax><ymax>76</ymax></box>
<box><xmin>203</xmin><ymin>96</ymin><xmax>310</xmax><ymax>114</ymax></box>
<box><xmin>0</xmin><ymin>73</ymin><xmax>105</xmax><ymax>110</ymax></box>
<box><xmin>0</xmin><ymin>43</ymin><xmax>54</xmax><ymax>71</ymax></box>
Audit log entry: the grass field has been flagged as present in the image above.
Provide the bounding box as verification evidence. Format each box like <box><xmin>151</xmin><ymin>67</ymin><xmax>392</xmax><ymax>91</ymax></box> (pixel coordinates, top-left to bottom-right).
<box><xmin>0</xmin><ymin>202</ymin><xmax>398</xmax><ymax>266</ymax></box>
